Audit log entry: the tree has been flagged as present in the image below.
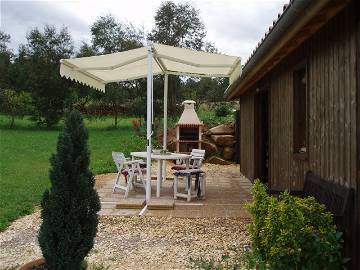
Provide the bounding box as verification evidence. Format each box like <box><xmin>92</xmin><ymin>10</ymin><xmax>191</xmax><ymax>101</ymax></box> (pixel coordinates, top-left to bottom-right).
<box><xmin>0</xmin><ymin>89</ymin><xmax>33</xmax><ymax>128</ymax></box>
<box><xmin>77</xmin><ymin>41</ymin><xmax>97</xmax><ymax>57</ymax></box>
<box><xmin>103</xmin><ymin>84</ymin><xmax>128</xmax><ymax>127</ymax></box>
<box><xmin>0</xmin><ymin>31</ymin><xmax>11</xmax><ymax>53</ymax></box>
<box><xmin>90</xmin><ymin>14</ymin><xmax>144</xmax><ymax>54</ymax></box>
<box><xmin>66</xmin><ymin>42</ymin><xmax>99</xmax><ymax>112</ymax></box>
<box><xmin>23</xmin><ymin>25</ymin><xmax>74</xmax><ymax>127</ymax></box>
<box><xmin>38</xmin><ymin>110</ymin><xmax>100</xmax><ymax>270</ymax></box>
<box><xmin>5</xmin><ymin>45</ymin><xmax>28</xmax><ymax>92</ymax></box>
<box><xmin>148</xmin><ymin>1</ymin><xmax>208</xmax><ymax>115</ymax></box>
<box><xmin>148</xmin><ymin>1</ymin><xmax>206</xmax><ymax>50</ymax></box>
<box><xmin>88</xmin><ymin>15</ymin><xmax>145</xmax><ymax>126</ymax></box>
<box><xmin>0</xmin><ymin>31</ymin><xmax>12</xmax><ymax>89</ymax></box>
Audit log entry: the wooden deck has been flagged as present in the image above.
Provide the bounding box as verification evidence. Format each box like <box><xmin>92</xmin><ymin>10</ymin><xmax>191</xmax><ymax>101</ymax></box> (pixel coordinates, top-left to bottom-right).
<box><xmin>96</xmin><ymin>163</ymin><xmax>252</xmax><ymax>218</ymax></box>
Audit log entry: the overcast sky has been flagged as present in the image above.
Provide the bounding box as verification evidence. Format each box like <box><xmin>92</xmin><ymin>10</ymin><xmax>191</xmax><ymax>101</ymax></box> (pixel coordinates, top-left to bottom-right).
<box><xmin>0</xmin><ymin>0</ymin><xmax>288</xmax><ymax>62</ymax></box>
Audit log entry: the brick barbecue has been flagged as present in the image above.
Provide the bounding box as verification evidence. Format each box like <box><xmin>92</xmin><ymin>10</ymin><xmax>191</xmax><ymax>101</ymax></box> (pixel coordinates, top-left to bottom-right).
<box><xmin>176</xmin><ymin>100</ymin><xmax>203</xmax><ymax>153</ymax></box>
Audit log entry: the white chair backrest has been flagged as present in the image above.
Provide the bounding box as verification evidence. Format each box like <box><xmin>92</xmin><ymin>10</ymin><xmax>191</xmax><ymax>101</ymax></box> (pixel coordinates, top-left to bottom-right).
<box><xmin>112</xmin><ymin>152</ymin><xmax>126</xmax><ymax>172</ymax></box>
<box><xmin>191</xmin><ymin>149</ymin><xmax>206</xmax><ymax>168</ymax></box>
<box><xmin>191</xmin><ymin>149</ymin><xmax>205</xmax><ymax>159</ymax></box>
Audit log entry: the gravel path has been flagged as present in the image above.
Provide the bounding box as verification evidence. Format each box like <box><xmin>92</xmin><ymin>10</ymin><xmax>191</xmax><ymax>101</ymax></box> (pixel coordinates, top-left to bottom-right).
<box><xmin>0</xmin><ymin>211</ymin><xmax>250</xmax><ymax>270</ymax></box>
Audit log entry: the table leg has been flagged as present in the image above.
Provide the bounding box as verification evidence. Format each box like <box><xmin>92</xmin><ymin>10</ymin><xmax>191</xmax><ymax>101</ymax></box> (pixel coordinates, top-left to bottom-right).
<box><xmin>156</xmin><ymin>160</ymin><xmax>162</xmax><ymax>197</ymax></box>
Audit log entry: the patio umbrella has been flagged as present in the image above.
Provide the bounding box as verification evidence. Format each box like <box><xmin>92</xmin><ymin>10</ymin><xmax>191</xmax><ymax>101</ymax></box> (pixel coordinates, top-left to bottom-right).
<box><xmin>59</xmin><ymin>42</ymin><xmax>241</xmax><ymax>202</ymax></box>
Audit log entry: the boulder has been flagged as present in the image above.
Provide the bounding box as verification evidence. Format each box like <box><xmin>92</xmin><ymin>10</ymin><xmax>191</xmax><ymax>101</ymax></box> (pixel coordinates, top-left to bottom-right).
<box><xmin>222</xmin><ymin>146</ymin><xmax>235</xmax><ymax>160</ymax></box>
<box><xmin>201</xmin><ymin>139</ymin><xmax>218</xmax><ymax>157</ymax></box>
<box><xmin>208</xmin><ymin>124</ymin><xmax>235</xmax><ymax>135</ymax></box>
<box><xmin>211</xmin><ymin>135</ymin><xmax>236</xmax><ymax>146</ymax></box>
<box><xmin>167</xmin><ymin>140</ymin><xmax>177</xmax><ymax>152</ymax></box>
<box><xmin>207</xmin><ymin>156</ymin><xmax>232</xmax><ymax>165</ymax></box>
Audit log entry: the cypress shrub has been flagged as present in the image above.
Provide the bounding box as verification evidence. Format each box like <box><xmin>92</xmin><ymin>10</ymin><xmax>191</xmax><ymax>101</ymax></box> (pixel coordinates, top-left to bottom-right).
<box><xmin>38</xmin><ymin>110</ymin><xmax>101</xmax><ymax>270</ymax></box>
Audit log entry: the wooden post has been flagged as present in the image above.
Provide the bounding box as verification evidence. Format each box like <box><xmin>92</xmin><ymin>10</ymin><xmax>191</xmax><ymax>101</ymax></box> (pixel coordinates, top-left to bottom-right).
<box><xmin>198</xmin><ymin>125</ymin><xmax>202</xmax><ymax>149</ymax></box>
<box><xmin>176</xmin><ymin>126</ymin><xmax>180</xmax><ymax>152</ymax></box>
<box><xmin>354</xmin><ymin>2</ymin><xmax>360</xmax><ymax>268</ymax></box>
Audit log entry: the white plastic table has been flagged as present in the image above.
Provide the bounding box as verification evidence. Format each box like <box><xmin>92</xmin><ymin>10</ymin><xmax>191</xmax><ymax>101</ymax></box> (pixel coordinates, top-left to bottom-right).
<box><xmin>130</xmin><ymin>151</ymin><xmax>191</xmax><ymax>197</ymax></box>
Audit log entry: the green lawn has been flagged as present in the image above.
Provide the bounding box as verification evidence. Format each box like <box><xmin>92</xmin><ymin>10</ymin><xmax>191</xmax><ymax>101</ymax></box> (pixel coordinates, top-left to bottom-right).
<box><xmin>0</xmin><ymin>115</ymin><xmax>146</xmax><ymax>231</ymax></box>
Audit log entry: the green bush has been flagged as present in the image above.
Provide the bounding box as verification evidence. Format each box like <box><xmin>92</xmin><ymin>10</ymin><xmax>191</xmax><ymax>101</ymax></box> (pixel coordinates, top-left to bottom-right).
<box><xmin>38</xmin><ymin>110</ymin><xmax>101</xmax><ymax>270</ymax></box>
<box><xmin>245</xmin><ymin>180</ymin><xmax>345</xmax><ymax>270</ymax></box>
<box><xmin>0</xmin><ymin>89</ymin><xmax>33</xmax><ymax>128</ymax></box>
<box><xmin>198</xmin><ymin>108</ymin><xmax>234</xmax><ymax>127</ymax></box>
<box><xmin>128</xmin><ymin>96</ymin><xmax>146</xmax><ymax>118</ymax></box>
<box><xmin>215</xmin><ymin>104</ymin><xmax>232</xmax><ymax>117</ymax></box>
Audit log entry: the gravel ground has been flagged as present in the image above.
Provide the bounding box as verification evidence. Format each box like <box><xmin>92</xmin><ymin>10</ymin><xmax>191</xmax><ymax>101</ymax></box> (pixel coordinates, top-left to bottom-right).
<box><xmin>0</xmin><ymin>211</ymin><xmax>250</xmax><ymax>270</ymax></box>
<box><xmin>1</xmin><ymin>163</ymin><xmax>251</xmax><ymax>269</ymax></box>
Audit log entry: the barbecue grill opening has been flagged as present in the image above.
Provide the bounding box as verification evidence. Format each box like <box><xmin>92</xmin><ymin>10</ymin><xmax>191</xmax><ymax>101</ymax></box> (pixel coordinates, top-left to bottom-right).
<box><xmin>179</xmin><ymin>127</ymin><xmax>199</xmax><ymax>141</ymax></box>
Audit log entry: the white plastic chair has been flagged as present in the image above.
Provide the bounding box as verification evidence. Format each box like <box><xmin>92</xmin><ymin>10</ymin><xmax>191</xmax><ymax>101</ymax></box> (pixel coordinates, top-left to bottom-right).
<box><xmin>173</xmin><ymin>169</ymin><xmax>206</xmax><ymax>202</ymax></box>
<box><xmin>190</xmin><ymin>149</ymin><xmax>206</xmax><ymax>168</ymax></box>
<box><xmin>172</xmin><ymin>149</ymin><xmax>206</xmax><ymax>170</ymax></box>
<box><xmin>172</xmin><ymin>149</ymin><xmax>206</xmax><ymax>192</ymax></box>
<box><xmin>112</xmin><ymin>152</ymin><xmax>146</xmax><ymax>198</ymax></box>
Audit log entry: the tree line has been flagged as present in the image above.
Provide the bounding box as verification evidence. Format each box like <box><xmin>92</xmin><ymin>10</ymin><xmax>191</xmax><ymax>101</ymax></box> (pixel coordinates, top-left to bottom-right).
<box><xmin>0</xmin><ymin>1</ymin><xmax>228</xmax><ymax>128</ymax></box>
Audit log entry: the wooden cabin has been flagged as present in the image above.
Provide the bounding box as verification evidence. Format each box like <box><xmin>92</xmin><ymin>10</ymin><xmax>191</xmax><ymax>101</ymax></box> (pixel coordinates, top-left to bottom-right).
<box><xmin>225</xmin><ymin>0</ymin><xmax>359</xmax><ymax>268</ymax></box>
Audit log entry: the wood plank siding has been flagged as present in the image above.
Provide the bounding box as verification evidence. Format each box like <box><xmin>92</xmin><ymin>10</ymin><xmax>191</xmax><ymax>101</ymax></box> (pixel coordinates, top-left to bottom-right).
<box><xmin>239</xmin><ymin>92</ymin><xmax>255</xmax><ymax>180</ymax></box>
<box><xmin>269</xmin><ymin>4</ymin><xmax>357</xmax><ymax>191</ymax></box>
<box><xmin>239</xmin><ymin>3</ymin><xmax>357</xmax><ymax>192</ymax></box>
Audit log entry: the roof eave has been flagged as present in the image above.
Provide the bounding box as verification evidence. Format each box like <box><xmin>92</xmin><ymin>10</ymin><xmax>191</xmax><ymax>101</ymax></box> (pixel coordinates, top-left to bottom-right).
<box><xmin>225</xmin><ymin>0</ymin><xmax>350</xmax><ymax>101</ymax></box>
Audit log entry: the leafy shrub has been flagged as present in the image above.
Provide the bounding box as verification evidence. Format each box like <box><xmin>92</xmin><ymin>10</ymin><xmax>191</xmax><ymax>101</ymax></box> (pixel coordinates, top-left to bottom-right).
<box><xmin>128</xmin><ymin>96</ymin><xmax>146</xmax><ymax>117</ymax></box>
<box><xmin>0</xmin><ymin>89</ymin><xmax>33</xmax><ymax>128</ymax></box>
<box><xmin>198</xmin><ymin>108</ymin><xmax>234</xmax><ymax>127</ymax></box>
<box><xmin>130</xmin><ymin>117</ymin><xmax>145</xmax><ymax>137</ymax></box>
<box><xmin>190</xmin><ymin>182</ymin><xmax>345</xmax><ymax>270</ymax></box>
<box><xmin>245</xmin><ymin>180</ymin><xmax>345</xmax><ymax>270</ymax></box>
<box><xmin>38</xmin><ymin>110</ymin><xmax>101</xmax><ymax>270</ymax></box>
<box><xmin>215</xmin><ymin>103</ymin><xmax>232</xmax><ymax>117</ymax></box>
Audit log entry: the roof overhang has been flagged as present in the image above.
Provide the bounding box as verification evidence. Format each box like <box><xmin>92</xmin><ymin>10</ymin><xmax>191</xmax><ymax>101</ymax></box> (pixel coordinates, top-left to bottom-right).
<box><xmin>225</xmin><ymin>0</ymin><xmax>351</xmax><ymax>100</ymax></box>
<box><xmin>60</xmin><ymin>43</ymin><xmax>241</xmax><ymax>92</ymax></box>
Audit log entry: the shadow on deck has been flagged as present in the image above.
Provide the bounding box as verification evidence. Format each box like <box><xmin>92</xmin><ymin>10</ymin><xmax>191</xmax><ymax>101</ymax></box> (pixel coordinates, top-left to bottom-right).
<box><xmin>95</xmin><ymin>163</ymin><xmax>252</xmax><ymax>218</ymax></box>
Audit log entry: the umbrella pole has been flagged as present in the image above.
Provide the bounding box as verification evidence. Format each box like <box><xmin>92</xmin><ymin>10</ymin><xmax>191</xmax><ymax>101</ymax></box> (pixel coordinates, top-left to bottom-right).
<box><xmin>163</xmin><ymin>74</ymin><xmax>168</xmax><ymax>150</ymax></box>
<box><xmin>146</xmin><ymin>44</ymin><xmax>153</xmax><ymax>203</ymax></box>
<box><xmin>162</xmin><ymin>74</ymin><xmax>168</xmax><ymax>182</ymax></box>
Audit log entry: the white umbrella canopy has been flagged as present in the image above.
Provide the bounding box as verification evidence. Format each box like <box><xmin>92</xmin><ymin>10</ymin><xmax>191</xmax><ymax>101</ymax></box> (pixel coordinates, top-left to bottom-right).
<box><xmin>60</xmin><ymin>43</ymin><xmax>241</xmax><ymax>91</ymax></box>
<box><xmin>59</xmin><ymin>42</ymin><xmax>241</xmax><ymax>202</ymax></box>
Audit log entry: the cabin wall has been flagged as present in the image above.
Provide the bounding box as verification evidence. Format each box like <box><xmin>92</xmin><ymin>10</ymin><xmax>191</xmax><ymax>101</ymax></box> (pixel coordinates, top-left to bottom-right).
<box><xmin>239</xmin><ymin>93</ymin><xmax>255</xmax><ymax>180</ymax></box>
<box><xmin>268</xmin><ymin>4</ymin><xmax>359</xmax><ymax>267</ymax></box>
<box><xmin>353</xmin><ymin>0</ymin><xmax>360</xmax><ymax>267</ymax></box>
<box><xmin>268</xmin><ymin>4</ymin><xmax>357</xmax><ymax>191</ymax></box>
<box><xmin>236</xmin><ymin>2</ymin><xmax>359</xmax><ymax>268</ymax></box>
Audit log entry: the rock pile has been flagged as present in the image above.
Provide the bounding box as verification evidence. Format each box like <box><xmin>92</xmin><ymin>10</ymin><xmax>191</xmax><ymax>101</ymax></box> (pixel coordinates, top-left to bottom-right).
<box><xmin>203</xmin><ymin>123</ymin><xmax>236</xmax><ymax>164</ymax></box>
